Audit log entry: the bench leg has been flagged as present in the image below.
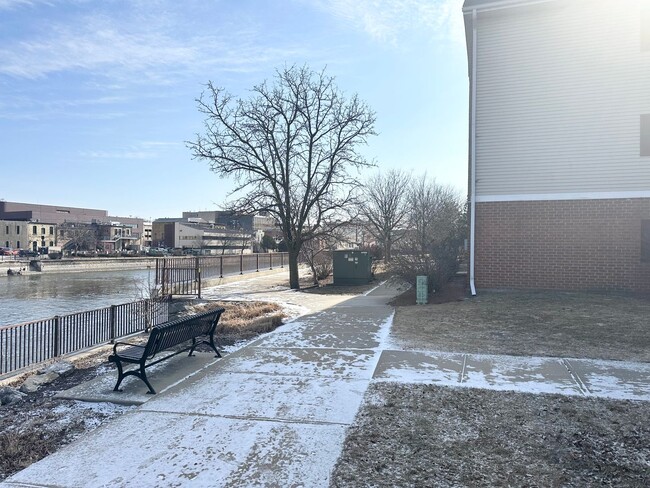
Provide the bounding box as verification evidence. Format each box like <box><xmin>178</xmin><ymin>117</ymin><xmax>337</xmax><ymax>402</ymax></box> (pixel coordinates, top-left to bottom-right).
<box><xmin>207</xmin><ymin>333</ymin><xmax>222</xmax><ymax>358</ymax></box>
<box><xmin>140</xmin><ymin>363</ymin><xmax>156</xmax><ymax>395</ymax></box>
<box><xmin>188</xmin><ymin>337</ymin><xmax>197</xmax><ymax>357</ymax></box>
<box><xmin>112</xmin><ymin>359</ymin><xmax>125</xmax><ymax>392</ymax></box>
<box><xmin>110</xmin><ymin>359</ymin><xmax>157</xmax><ymax>394</ymax></box>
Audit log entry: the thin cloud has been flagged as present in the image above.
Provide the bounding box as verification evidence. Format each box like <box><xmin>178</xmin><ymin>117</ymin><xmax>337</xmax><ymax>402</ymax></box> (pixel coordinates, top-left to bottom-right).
<box><xmin>80</xmin><ymin>141</ymin><xmax>181</xmax><ymax>160</ymax></box>
<box><xmin>0</xmin><ymin>0</ymin><xmax>52</xmax><ymax>9</ymax></box>
<box><xmin>0</xmin><ymin>10</ymin><xmax>313</xmax><ymax>82</ymax></box>
<box><xmin>0</xmin><ymin>22</ymin><xmax>199</xmax><ymax>80</ymax></box>
<box><xmin>306</xmin><ymin>0</ymin><xmax>464</xmax><ymax>45</ymax></box>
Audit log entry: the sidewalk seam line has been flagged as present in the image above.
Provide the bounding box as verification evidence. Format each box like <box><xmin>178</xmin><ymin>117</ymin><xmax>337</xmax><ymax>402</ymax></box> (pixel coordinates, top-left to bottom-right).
<box><xmin>562</xmin><ymin>358</ymin><xmax>591</xmax><ymax>396</ymax></box>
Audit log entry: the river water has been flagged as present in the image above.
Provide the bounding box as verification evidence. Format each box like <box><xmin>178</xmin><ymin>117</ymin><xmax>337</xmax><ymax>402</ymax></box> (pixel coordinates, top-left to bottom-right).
<box><xmin>0</xmin><ymin>268</ymin><xmax>154</xmax><ymax>327</ymax></box>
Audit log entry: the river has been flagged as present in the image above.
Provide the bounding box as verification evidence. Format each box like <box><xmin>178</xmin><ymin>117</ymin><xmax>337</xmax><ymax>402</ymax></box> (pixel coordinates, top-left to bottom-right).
<box><xmin>0</xmin><ymin>268</ymin><xmax>155</xmax><ymax>327</ymax></box>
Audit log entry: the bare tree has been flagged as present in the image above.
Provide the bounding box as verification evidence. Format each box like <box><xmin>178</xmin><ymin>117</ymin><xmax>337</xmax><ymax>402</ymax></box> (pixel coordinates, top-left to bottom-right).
<box><xmin>59</xmin><ymin>222</ymin><xmax>97</xmax><ymax>255</ymax></box>
<box><xmin>392</xmin><ymin>177</ymin><xmax>466</xmax><ymax>291</ymax></box>
<box><xmin>299</xmin><ymin>224</ymin><xmax>345</xmax><ymax>285</ymax></box>
<box><xmin>189</xmin><ymin>65</ymin><xmax>376</xmax><ymax>289</ymax></box>
<box><xmin>360</xmin><ymin>169</ymin><xmax>411</xmax><ymax>261</ymax></box>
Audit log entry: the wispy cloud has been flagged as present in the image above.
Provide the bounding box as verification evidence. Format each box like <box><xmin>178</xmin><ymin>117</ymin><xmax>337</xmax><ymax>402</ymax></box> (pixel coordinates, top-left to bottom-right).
<box><xmin>306</xmin><ymin>0</ymin><xmax>464</xmax><ymax>45</ymax></box>
<box><xmin>0</xmin><ymin>8</ymin><xmax>312</xmax><ymax>82</ymax></box>
<box><xmin>0</xmin><ymin>21</ymin><xmax>198</xmax><ymax>80</ymax></box>
<box><xmin>80</xmin><ymin>141</ymin><xmax>182</xmax><ymax>160</ymax></box>
<box><xmin>0</xmin><ymin>0</ymin><xmax>52</xmax><ymax>9</ymax></box>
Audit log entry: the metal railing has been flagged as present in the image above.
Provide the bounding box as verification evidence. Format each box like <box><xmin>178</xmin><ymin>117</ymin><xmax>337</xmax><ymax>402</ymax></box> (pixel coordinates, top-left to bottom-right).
<box><xmin>155</xmin><ymin>253</ymin><xmax>287</xmax><ymax>297</ymax></box>
<box><xmin>0</xmin><ymin>298</ymin><xmax>169</xmax><ymax>376</ymax></box>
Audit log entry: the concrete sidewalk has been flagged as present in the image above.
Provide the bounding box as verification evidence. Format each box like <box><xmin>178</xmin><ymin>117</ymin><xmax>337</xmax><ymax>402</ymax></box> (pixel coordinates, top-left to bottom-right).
<box><xmin>3</xmin><ymin>282</ymin><xmax>650</xmax><ymax>487</ymax></box>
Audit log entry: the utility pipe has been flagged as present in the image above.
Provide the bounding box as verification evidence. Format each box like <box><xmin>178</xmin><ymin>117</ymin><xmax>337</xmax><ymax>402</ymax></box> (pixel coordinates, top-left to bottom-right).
<box><xmin>469</xmin><ymin>8</ymin><xmax>477</xmax><ymax>296</ymax></box>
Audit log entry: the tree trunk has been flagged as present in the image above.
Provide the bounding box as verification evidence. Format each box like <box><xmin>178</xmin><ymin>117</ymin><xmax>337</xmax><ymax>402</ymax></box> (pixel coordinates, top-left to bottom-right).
<box><xmin>288</xmin><ymin>248</ymin><xmax>300</xmax><ymax>289</ymax></box>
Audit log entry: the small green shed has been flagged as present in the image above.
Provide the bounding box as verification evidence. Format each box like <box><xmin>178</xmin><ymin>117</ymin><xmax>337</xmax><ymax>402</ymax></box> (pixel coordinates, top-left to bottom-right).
<box><xmin>333</xmin><ymin>250</ymin><xmax>373</xmax><ymax>286</ymax></box>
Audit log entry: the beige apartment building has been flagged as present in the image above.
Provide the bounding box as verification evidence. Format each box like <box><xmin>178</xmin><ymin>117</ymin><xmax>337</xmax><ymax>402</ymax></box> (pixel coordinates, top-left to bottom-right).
<box><xmin>464</xmin><ymin>0</ymin><xmax>650</xmax><ymax>293</ymax></box>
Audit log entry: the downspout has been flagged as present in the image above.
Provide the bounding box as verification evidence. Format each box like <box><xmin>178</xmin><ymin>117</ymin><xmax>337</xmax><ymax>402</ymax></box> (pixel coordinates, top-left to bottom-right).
<box><xmin>469</xmin><ymin>8</ymin><xmax>478</xmax><ymax>296</ymax></box>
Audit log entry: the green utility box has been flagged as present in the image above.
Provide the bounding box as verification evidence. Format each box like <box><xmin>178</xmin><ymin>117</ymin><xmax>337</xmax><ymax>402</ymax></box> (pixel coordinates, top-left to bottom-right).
<box><xmin>333</xmin><ymin>250</ymin><xmax>373</xmax><ymax>286</ymax></box>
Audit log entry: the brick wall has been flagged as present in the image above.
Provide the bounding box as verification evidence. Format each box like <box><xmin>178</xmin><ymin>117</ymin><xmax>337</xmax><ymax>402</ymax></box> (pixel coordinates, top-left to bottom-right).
<box><xmin>475</xmin><ymin>199</ymin><xmax>650</xmax><ymax>292</ymax></box>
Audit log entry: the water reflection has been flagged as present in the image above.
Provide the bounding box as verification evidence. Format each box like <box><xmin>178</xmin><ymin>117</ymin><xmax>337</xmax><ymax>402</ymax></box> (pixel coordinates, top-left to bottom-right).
<box><xmin>0</xmin><ymin>268</ymin><xmax>154</xmax><ymax>326</ymax></box>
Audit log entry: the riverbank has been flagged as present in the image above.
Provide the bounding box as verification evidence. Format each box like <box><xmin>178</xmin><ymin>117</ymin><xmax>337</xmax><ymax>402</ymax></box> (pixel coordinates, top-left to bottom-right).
<box><xmin>0</xmin><ymin>257</ymin><xmax>156</xmax><ymax>275</ymax></box>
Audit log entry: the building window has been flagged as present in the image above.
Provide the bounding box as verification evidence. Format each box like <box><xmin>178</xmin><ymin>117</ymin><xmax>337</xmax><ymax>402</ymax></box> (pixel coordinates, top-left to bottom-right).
<box><xmin>643</xmin><ymin>221</ymin><xmax>650</xmax><ymax>262</ymax></box>
<box><xmin>16</xmin><ymin>241</ymin><xmax>20</xmax><ymax>249</ymax></box>
<box><xmin>16</xmin><ymin>226</ymin><xmax>20</xmax><ymax>234</ymax></box>
<box><xmin>41</xmin><ymin>228</ymin><xmax>45</xmax><ymax>235</ymax></box>
<box><xmin>32</xmin><ymin>225</ymin><xmax>37</xmax><ymax>234</ymax></box>
<box><xmin>4</xmin><ymin>241</ymin><xmax>8</xmax><ymax>248</ymax></box>
<box><xmin>49</xmin><ymin>241</ymin><xmax>54</xmax><ymax>247</ymax></box>
<box><xmin>5</xmin><ymin>226</ymin><xmax>8</xmax><ymax>234</ymax></box>
<box><xmin>49</xmin><ymin>226</ymin><xmax>54</xmax><ymax>235</ymax></box>
<box><xmin>642</xmin><ymin>115</ymin><xmax>650</xmax><ymax>156</ymax></box>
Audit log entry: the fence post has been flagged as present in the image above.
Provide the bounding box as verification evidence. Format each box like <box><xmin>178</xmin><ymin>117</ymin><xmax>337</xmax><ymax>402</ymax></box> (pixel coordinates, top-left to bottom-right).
<box><xmin>196</xmin><ymin>257</ymin><xmax>202</xmax><ymax>299</ymax></box>
<box><xmin>220</xmin><ymin>256</ymin><xmax>223</xmax><ymax>278</ymax></box>
<box><xmin>53</xmin><ymin>316</ymin><xmax>60</xmax><ymax>357</ymax></box>
<box><xmin>270</xmin><ymin>252</ymin><xmax>273</xmax><ymax>270</ymax></box>
<box><xmin>281</xmin><ymin>253</ymin><xmax>284</xmax><ymax>268</ymax></box>
<box><xmin>256</xmin><ymin>253</ymin><xmax>259</xmax><ymax>272</ymax></box>
<box><xmin>240</xmin><ymin>254</ymin><xmax>243</xmax><ymax>275</ymax></box>
<box><xmin>109</xmin><ymin>305</ymin><xmax>116</xmax><ymax>343</ymax></box>
<box><xmin>162</xmin><ymin>259</ymin><xmax>167</xmax><ymax>296</ymax></box>
<box><xmin>144</xmin><ymin>299</ymin><xmax>151</xmax><ymax>332</ymax></box>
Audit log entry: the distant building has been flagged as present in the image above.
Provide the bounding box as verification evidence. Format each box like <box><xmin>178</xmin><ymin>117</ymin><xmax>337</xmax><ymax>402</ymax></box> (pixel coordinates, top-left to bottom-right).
<box><xmin>0</xmin><ymin>200</ymin><xmax>146</xmax><ymax>251</ymax></box>
<box><xmin>1</xmin><ymin>220</ymin><xmax>58</xmax><ymax>252</ymax></box>
<box><xmin>95</xmin><ymin>222</ymin><xmax>140</xmax><ymax>253</ymax></box>
<box><xmin>142</xmin><ymin>221</ymin><xmax>153</xmax><ymax>248</ymax></box>
<box><xmin>152</xmin><ymin>218</ymin><xmax>253</xmax><ymax>254</ymax></box>
<box><xmin>182</xmin><ymin>211</ymin><xmax>277</xmax><ymax>232</ymax></box>
<box><xmin>0</xmin><ymin>201</ymin><xmax>106</xmax><ymax>224</ymax></box>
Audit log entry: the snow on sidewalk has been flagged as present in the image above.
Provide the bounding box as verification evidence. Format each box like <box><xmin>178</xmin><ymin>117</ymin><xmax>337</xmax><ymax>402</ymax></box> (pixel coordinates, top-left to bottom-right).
<box><xmin>2</xmin><ymin>284</ymin><xmax>399</xmax><ymax>488</ymax></box>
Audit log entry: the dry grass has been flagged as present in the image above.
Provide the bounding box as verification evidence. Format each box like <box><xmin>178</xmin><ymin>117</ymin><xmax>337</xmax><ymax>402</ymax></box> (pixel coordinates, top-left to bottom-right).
<box><xmin>331</xmin><ymin>287</ymin><xmax>650</xmax><ymax>487</ymax></box>
<box><xmin>0</xmin><ymin>423</ymin><xmax>80</xmax><ymax>478</ymax></box>
<box><xmin>183</xmin><ymin>300</ymin><xmax>284</xmax><ymax>336</ymax></box>
<box><xmin>392</xmin><ymin>290</ymin><xmax>650</xmax><ymax>362</ymax></box>
<box><xmin>332</xmin><ymin>383</ymin><xmax>650</xmax><ymax>488</ymax></box>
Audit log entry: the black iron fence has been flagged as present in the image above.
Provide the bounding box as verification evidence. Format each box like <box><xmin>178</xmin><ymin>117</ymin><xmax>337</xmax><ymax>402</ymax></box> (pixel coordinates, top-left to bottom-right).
<box><xmin>155</xmin><ymin>253</ymin><xmax>287</xmax><ymax>297</ymax></box>
<box><xmin>0</xmin><ymin>298</ymin><xmax>169</xmax><ymax>376</ymax></box>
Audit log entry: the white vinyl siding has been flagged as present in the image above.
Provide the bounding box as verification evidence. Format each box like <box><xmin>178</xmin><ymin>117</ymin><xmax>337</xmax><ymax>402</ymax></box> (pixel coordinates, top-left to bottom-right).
<box><xmin>641</xmin><ymin>1</ymin><xmax>650</xmax><ymax>51</ymax></box>
<box><xmin>474</xmin><ymin>0</ymin><xmax>650</xmax><ymax>198</ymax></box>
<box><xmin>643</xmin><ymin>115</ymin><xmax>650</xmax><ymax>157</ymax></box>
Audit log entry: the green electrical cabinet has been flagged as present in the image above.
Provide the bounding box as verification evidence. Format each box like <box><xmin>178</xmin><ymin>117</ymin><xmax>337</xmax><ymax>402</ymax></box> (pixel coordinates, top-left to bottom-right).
<box><xmin>333</xmin><ymin>250</ymin><xmax>373</xmax><ymax>286</ymax></box>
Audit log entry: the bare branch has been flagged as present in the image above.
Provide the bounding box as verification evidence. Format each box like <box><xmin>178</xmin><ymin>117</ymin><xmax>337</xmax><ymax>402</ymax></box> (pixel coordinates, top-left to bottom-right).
<box><xmin>188</xmin><ymin>65</ymin><xmax>377</xmax><ymax>289</ymax></box>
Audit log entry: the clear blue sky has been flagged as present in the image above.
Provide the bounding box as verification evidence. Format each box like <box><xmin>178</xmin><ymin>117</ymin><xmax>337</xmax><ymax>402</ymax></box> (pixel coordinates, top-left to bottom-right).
<box><xmin>0</xmin><ymin>0</ymin><xmax>468</xmax><ymax>221</ymax></box>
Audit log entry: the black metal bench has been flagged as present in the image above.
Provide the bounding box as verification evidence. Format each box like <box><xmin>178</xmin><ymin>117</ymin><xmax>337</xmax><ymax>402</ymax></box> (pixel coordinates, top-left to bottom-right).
<box><xmin>108</xmin><ymin>307</ymin><xmax>225</xmax><ymax>394</ymax></box>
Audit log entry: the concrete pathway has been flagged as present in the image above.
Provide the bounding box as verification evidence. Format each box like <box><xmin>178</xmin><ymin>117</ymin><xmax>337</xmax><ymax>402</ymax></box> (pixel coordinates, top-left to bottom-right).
<box><xmin>3</xmin><ymin>281</ymin><xmax>650</xmax><ymax>487</ymax></box>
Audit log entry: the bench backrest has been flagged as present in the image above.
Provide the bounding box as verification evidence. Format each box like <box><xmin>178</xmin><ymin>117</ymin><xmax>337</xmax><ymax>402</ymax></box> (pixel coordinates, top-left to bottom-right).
<box><xmin>145</xmin><ymin>307</ymin><xmax>225</xmax><ymax>359</ymax></box>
